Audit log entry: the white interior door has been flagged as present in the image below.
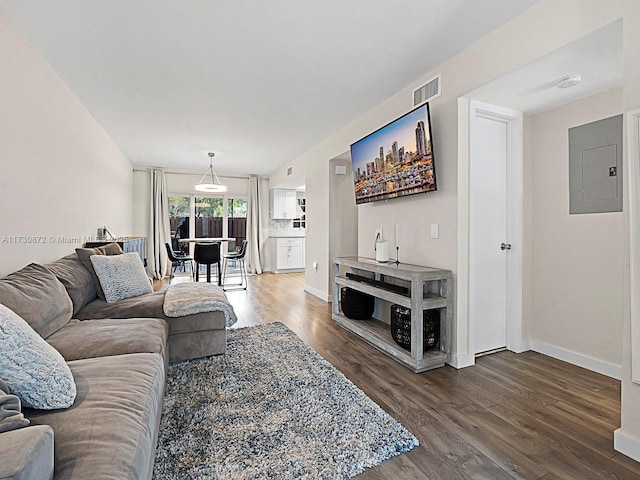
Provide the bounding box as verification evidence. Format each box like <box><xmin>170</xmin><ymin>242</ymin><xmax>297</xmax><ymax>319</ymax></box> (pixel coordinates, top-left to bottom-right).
<box><xmin>470</xmin><ymin>112</ymin><xmax>508</xmax><ymax>354</ymax></box>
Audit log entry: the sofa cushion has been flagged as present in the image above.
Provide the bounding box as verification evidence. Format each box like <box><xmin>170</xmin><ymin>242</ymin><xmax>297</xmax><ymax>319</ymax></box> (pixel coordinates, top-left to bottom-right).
<box><xmin>76</xmin><ymin>288</ymin><xmax>227</xmax><ymax>334</ymax></box>
<box><xmin>47</xmin><ymin>318</ymin><xmax>168</xmax><ymax>362</ymax></box>
<box><xmin>24</xmin><ymin>353</ymin><xmax>165</xmax><ymax>480</ymax></box>
<box><xmin>0</xmin><ymin>303</ymin><xmax>76</xmax><ymax>410</ymax></box>
<box><xmin>90</xmin><ymin>252</ymin><xmax>152</xmax><ymax>303</ymax></box>
<box><xmin>168</xmin><ymin>328</ymin><xmax>227</xmax><ymax>363</ymax></box>
<box><xmin>45</xmin><ymin>253</ymin><xmax>97</xmax><ymax>315</ymax></box>
<box><xmin>0</xmin><ymin>263</ymin><xmax>72</xmax><ymax>338</ymax></box>
<box><xmin>75</xmin><ymin>242</ymin><xmax>124</xmax><ymax>300</ymax></box>
<box><xmin>0</xmin><ymin>425</ymin><xmax>54</xmax><ymax>480</ymax></box>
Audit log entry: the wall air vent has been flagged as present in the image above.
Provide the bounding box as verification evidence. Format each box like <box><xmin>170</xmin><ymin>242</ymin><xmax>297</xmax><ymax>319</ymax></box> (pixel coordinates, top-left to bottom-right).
<box><xmin>413</xmin><ymin>74</ymin><xmax>441</xmax><ymax>107</ymax></box>
<box><xmin>287</xmin><ymin>166</ymin><xmax>293</xmax><ymax>176</ymax></box>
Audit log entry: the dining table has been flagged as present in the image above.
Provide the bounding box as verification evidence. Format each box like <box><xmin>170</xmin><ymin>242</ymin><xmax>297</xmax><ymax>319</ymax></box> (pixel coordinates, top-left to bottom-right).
<box><xmin>178</xmin><ymin>237</ymin><xmax>235</xmax><ymax>284</ymax></box>
<box><xmin>178</xmin><ymin>237</ymin><xmax>235</xmax><ymax>244</ymax></box>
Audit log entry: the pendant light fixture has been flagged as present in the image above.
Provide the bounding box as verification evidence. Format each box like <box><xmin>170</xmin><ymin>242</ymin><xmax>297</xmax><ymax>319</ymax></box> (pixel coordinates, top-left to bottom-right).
<box><xmin>195</xmin><ymin>152</ymin><xmax>227</xmax><ymax>193</ymax></box>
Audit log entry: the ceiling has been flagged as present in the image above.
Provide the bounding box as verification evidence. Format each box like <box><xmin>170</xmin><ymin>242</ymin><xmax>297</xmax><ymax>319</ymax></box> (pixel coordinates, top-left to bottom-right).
<box><xmin>0</xmin><ymin>0</ymin><xmax>538</xmax><ymax>175</ymax></box>
<box><xmin>468</xmin><ymin>20</ymin><xmax>622</xmax><ymax>114</ymax></box>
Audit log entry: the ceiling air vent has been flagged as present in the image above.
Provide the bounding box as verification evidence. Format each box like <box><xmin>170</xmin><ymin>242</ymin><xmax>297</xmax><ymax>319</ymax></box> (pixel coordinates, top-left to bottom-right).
<box><xmin>413</xmin><ymin>74</ymin><xmax>441</xmax><ymax>107</ymax></box>
<box><xmin>287</xmin><ymin>166</ymin><xmax>293</xmax><ymax>176</ymax></box>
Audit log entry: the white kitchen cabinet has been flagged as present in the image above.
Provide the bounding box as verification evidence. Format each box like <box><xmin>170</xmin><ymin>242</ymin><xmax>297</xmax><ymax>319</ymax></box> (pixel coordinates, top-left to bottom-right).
<box><xmin>272</xmin><ymin>189</ymin><xmax>297</xmax><ymax>219</ymax></box>
<box><xmin>274</xmin><ymin>237</ymin><xmax>305</xmax><ymax>271</ymax></box>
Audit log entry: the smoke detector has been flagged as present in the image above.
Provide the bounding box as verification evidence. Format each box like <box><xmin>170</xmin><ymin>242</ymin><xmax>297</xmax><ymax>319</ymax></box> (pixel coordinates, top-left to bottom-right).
<box><xmin>556</xmin><ymin>74</ymin><xmax>582</xmax><ymax>89</ymax></box>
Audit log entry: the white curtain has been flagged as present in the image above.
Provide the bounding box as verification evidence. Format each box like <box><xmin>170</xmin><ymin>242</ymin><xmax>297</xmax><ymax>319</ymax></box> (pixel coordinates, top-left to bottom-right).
<box><xmin>148</xmin><ymin>169</ymin><xmax>171</xmax><ymax>279</ymax></box>
<box><xmin>246</xmin><ymin>175</ymin><xmax>267</xmax><ymax>274</ymax></box>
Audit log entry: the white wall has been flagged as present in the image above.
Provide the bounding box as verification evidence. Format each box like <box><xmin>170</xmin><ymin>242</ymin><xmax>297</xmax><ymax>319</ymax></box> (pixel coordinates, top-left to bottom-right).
<box><xmin>530</xmin><ymin>88</ymin><xmax>623</xmax><ymax>371</ymax></box>
<box><xmin>302</xmin><ymin>155</ymin><xmax>331</xmax><ymax>300</ymax></box>
<box><xmin>328</xmin><ymin>157</ymin><xmax>358</xmax><ymax>294</ymax></box>
<box><xmin>0</xmin><ymin>9</ymin><xmax>132</xmax><ymax>276</ymax></box>
<box><xmin>269</xmin><ymin>0</ymin><xmax>623</xmax><ymax>361</ymax></box>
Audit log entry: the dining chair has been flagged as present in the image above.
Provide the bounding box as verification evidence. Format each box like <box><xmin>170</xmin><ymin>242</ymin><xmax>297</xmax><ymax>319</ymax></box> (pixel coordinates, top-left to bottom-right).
<box><xmin>221</xmin><ymin>239</ymin><xmax>248</xmax><ymax>290</ymax></box>
<box><xmin>194</xmin><ymin>243</ymin><xmax>221</xmax><ymax>283</ymax></box>
<box><xmin>165</xmin><ymin>243</ymin><xmax>194</xmax><ymax>278</ymax></box>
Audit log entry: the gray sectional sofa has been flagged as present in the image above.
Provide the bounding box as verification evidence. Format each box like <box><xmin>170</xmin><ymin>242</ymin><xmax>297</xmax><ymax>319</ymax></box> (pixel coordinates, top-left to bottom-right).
<box><xmin>0</xmin><ymin>248</ymin><xmax>228</xmax><ymax>480</ymax></box>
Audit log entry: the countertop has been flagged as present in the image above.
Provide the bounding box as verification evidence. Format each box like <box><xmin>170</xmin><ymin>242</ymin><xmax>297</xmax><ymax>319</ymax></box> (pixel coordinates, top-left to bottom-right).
<box><xmin>270</xmin><ymin>234</ymin><xmax>305</xmax><ymax>238</ymax></box>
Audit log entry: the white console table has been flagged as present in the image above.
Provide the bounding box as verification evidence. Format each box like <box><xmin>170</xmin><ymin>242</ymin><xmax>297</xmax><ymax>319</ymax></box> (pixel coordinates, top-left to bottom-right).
<box><xmin>332</xmin><ymin>256</ymin><xmax>452</xmax><ymax>373</ymax></box>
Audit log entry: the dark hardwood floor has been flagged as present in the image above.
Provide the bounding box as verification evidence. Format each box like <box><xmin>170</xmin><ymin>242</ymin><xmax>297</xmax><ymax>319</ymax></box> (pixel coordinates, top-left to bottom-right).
<box><xmin>159</xmin><ymin>271</ymin><xmax>640</xmax><ymax>480</ymax></box>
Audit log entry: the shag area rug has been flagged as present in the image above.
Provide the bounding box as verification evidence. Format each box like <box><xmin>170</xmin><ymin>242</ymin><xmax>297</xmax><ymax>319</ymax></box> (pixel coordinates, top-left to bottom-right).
<box><xmin>154</xmin><ymin>322</ymin><xmax>418</xmax><ymax>479</ymax></box>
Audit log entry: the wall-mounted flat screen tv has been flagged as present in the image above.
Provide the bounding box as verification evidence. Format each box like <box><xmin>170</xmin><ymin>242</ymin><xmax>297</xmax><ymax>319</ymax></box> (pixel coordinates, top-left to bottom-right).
<box><xmin>350</xmin><ymin>103</ymin><xmax>436</xmax><ymax>205</ymax></box>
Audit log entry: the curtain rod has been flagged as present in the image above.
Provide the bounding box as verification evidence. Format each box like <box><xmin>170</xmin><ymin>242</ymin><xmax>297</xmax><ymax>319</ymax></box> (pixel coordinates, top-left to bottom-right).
<box><xmin>132</xmin><ymin>167</ymin><xmax>266</xmax><ymax>181</ymax></box>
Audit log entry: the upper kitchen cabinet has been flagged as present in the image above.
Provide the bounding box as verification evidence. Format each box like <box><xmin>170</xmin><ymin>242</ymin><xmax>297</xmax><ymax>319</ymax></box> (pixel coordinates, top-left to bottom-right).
<box><xmin>272</xmin><ymin>189</ymin><xmax>297</xmax><ymax>219</ymax></box>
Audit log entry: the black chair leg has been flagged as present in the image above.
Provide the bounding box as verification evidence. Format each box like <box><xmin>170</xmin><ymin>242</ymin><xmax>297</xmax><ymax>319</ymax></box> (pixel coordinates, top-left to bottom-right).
<box><xmin>196</xmin><ymin>263</ymin><xmax>199</xmax><ymax>282</ymax></box>
<box><xmin>206</xmin><ymin>264</ymin><xmax>211</xmax><ymax>283</ymax></box>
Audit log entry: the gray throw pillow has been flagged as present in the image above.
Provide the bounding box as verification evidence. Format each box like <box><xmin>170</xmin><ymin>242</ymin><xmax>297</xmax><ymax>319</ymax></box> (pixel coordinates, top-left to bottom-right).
<box><xmin>90</xmin><ymin>252</ymin><xmax>153</xmax><ymax>304</ymax></box>
<box><xmin>76</xmin><ymin>243</ymin><xmax>124</xmax><ymax>300</ymax></box>
<box><xmin>0</xmin><ymin>303</ymin><xmax>76</xmax><ymax>410</ymax></box>
<box><xmin>0</xmin><ymin>377</ymin><xmax>29</xmax><ymax>433</ymax></box>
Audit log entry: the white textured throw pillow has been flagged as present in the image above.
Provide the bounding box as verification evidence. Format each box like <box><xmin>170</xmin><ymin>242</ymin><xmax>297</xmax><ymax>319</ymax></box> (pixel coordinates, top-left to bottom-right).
<box><xmin>0</xmin><ymin>303</ymin><xmax>76</xmax><ymax>410</ymax></box>
<box><xmin>90</xmin><ymin>252</ymin><xmax>153</xmax><ymax>304</ymax></box>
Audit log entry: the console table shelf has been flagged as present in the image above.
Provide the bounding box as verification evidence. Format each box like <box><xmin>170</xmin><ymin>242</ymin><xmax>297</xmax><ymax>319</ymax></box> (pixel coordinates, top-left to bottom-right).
<box><xmin>332</xmin><ymin>256</ymin><xmax>453</xmax><ymax>373</ymax></box>
<box><xmin>334</xmin><ymin>276</ymin><xmax>448</xmax><ymax>310</ymax></box>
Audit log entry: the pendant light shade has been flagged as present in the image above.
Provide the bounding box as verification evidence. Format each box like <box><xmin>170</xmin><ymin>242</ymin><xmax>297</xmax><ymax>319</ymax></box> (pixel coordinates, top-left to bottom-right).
<box><xmin>195</xmin><ymin>152</ymin><xmax>227</xmax><ymax>193</ymax></box>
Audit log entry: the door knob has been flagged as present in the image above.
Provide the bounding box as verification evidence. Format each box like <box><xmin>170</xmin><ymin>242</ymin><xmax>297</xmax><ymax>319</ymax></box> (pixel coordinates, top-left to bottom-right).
<box><xmin>500</xmin><ymin>243</ymin><xmax>512</xmax><ymax>250</ymax></box>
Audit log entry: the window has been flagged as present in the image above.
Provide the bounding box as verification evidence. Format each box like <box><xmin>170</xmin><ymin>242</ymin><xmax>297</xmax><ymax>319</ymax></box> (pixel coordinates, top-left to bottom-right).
<box><xmin>227</xmin><ymin>198</ymin><xmax>247</xmax><ymax>250</ymax></box>
<box><xmin>169</xmin><ymin>195</ymin><xmax>190</xmax><ymax>254</ymax></box>
<box><xmin>169</xmin><ymin>193</ymin><xmax>247</xmax><ymax>253</ymax></box>
<box><xmin>195</xmin><ymin>197</ymin><xmax>223</xmax><ymax>238</ymax></box>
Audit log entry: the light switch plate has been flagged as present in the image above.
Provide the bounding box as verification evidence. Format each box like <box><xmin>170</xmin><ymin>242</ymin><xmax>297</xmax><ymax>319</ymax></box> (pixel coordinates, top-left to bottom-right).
<box><xmin>430</xmin><ymin>224</ymin><xmax>439</xmax><ymax>239</ymax></box>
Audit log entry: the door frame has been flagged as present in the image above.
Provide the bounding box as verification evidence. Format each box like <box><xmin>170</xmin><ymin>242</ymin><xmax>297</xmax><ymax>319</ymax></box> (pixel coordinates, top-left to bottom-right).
<box><xmin>628</xmin><ymin>108</ymin><xmax>640</xmax><ymax>384</ymax></box>
<box><xmin>456</xmin><ymin>98</ymin><xmax>524</xmax><ymax>367</ymax></box>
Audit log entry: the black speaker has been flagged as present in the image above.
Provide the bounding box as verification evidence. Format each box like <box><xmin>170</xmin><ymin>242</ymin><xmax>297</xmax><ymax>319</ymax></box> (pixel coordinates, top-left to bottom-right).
<box><xmin>340</xmin><ymin>287</ymin><xmax>374</xmax><ymax>320</ymax></box>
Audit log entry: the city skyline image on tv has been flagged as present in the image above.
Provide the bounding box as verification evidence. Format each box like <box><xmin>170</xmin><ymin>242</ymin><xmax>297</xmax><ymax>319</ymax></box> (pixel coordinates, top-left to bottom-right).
<box><xmin>350</xmin><ymin>103</ymin><xmax>436</xmax><ymax>204</ymax></box>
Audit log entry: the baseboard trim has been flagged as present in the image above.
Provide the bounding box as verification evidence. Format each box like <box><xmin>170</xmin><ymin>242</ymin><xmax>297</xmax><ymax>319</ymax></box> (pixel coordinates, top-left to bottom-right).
<box><xmin>513</xmin><ymin>339</ymin><xmax>531</xmax><ymax>353</ymax></box>
<box><xmin>304</xmin><ymin>285</ymin><xmax>330</xmax><ymax>302</ymax></box>
<box><xmin>615</xmin><ymin>429</ymin><xmax>640</xmax><ymax>462</ymax></box>
<box><xmin>530</xmin><ymin>340</ymin><xmax>621</xmax><ymax>380</ymax></box>
<box><xmin>448</xmin><ymin>353</ymin><xmax>474</xmax><ymax>369</ymax></box>
<box><xmin>273</xmin><ymin>268</ymin><xmax>304</xmax><ymax>274</ymax></box>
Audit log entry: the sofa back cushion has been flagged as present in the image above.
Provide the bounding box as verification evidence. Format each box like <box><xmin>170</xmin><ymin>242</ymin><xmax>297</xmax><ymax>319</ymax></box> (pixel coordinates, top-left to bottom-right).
<box><xmin>75</xmin><ymin>243</ymin><xmax>124</xmax><ymax>300</ymax></box>
<box><xmin>0</xmin><ymin>264</ymin><xmax>73</xmax><ymax>338</ymax></box>
<box><xmin>46</xmin><ymin>254</ymin><xmax>97</xmax><ymax>315</ymax></box>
